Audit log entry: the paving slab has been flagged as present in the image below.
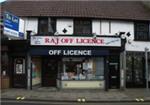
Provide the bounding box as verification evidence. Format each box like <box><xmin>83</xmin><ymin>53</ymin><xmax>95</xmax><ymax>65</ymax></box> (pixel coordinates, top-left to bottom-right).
<box><xmin>1</xmin><ymin>88</ymin><xmax>150</xmax><ymax>102</ymax></box>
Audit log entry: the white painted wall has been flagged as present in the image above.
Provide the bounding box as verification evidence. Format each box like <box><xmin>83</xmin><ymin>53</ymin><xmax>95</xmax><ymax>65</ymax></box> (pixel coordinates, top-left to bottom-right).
<box><xmin>56</xmin><ymin>19</ymin><xmax>73</xmax><ymax>35</ymax></box>
<box><xmin>92</xmin><ymin>19</ymin><xmax>150</xmax><ymax>52</ymax></box>
<box><xmin>24</xmin><ymin>18</ymin><xmax>38</xmax><ymax>39</ymax></box>
<box><xmin>125</xmin><ymin>22</ymin><xmax>150</xmax><ymax>52</ymax></box>
<box><xmin>92</xmin><ymin>20</ymin><xmax>134</xmax><ymax>37</ymax></box>
<box><xmin>126</xmin><ymin>41</ymin><xmax>150</xmax><ymax>52</ymax></box>
<box><xmin>23</xmin><ymin>18</ymin><xmax>149</xmax><ymax>52</ymax></box>
<box><xmin>111</xmin><ymin>21</ymin><xmax>134</xmax><ymax>40</ymax></box>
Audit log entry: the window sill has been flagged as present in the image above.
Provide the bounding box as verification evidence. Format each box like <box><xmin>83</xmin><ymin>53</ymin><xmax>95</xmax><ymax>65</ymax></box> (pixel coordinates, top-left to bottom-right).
<box><xmin>134</xmin><ymin>40</ymin><xmax>150</xmax><ymax>42</ymax></box>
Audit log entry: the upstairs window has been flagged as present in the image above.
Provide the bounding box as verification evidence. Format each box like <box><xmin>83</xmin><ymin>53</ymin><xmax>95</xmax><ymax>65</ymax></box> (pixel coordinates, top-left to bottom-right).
<box><xmin>38</xmin><ymin>17</ymin><xmax>56</xmax><ymax>35</ymax></box>
<box><xmin>48</xmin><ymin>18</ymin><xmax>56</xmax><ymax>35</ymax></box>
<box><xmin>134</xmin><ymin>22</ymin><xmax>150</xmax><ymax>41</ymax></box>
<box><xmin>74</xmin><ymin>19</ymin><xmax>92</xmax><ymax>35</ymax></box>
<box><xmin>38</xmin><ymin>18</ymin><xmax>48</xmax><ymax>34</ymax></box>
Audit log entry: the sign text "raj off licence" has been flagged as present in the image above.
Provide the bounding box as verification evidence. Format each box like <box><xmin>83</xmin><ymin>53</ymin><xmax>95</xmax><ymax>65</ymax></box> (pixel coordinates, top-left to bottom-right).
<box><xmin>31</xmin><ymin>36</ymin><xmax>121</xmax><ymax>47</ymax></box>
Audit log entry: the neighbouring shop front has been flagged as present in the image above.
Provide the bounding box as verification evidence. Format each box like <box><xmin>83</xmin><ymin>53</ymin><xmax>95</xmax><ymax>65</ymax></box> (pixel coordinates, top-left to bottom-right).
<box><xmin>126</xmin><ymin>51</ymin><xmax>150</xmax><ymax>88</ymax></box>
<box><xmin>29</xmin><ymin>36</ymin><xmax>122</xmax><ymax>90</ymax></box>
<box><xmin>7</xmin><ymin>40</ymin><xmax>28</xmax><ymax>88</ymax></box>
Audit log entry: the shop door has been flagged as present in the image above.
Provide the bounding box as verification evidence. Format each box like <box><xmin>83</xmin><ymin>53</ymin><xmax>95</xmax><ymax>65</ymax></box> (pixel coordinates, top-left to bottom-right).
<box><xmin>109</xmin><ymin>63</ymin><xmax>120</xmax><ymax>89</ymax></box>
<box><xmin>42</xmin><ymin>58</ymin><xmax>58</xmax><ymax>87</ymax></box>
<box><xmin>13</xmin><ymin>58</ymin><xmax>26</xmax><ymax>88</ymax></box>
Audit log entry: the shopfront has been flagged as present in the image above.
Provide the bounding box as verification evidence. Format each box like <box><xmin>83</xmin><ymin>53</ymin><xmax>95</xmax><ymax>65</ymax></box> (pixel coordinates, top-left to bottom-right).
<box><xmin>126</xmin><ymin>51</ymin><xmax>150</xmax><ymax>88</ymax></box>
<box><xmin>30</xmin><ymin>36</ymin><xmax>122</xmax><ymax>89</ymax></box>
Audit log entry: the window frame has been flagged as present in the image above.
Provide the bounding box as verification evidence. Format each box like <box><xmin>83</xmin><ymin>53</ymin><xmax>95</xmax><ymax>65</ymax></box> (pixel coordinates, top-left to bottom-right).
<box><xmin>134</xmin><ymin>21</ymin><xmax>150</xmax><ymax>41</ymax></box>
<box><xmin>38</xmin><ymin>17</ymin><xmax>48</xmax><ymax>35</ymax></box>
<box><xmin>74</xmin><ymin>18</ymin><xmax>92</xmax><ymax>35</ymax></box>
<box><xmin>38</xmin><ymin>17</ymin><xmax>56</xmax><ymax>35</ymax></box>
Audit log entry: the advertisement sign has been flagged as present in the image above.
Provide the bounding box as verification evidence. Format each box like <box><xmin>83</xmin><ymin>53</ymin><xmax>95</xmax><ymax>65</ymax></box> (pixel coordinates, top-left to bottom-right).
<box><xmin>48</xmin><ymin>50</ymin><xmax>91</xmax><ymax>56</ymax></box>
<box><xmin>31</xmin><ymin>36</ymin><xmax>121</xmax><ymax>47</ymax></box>
<box><xmin>3</xmin><ymin>11</ymin><xmax>24</xmax><ymax>38</ymax></box>
<box><xmin>30</xmin><ymin>48</ymin><xmax>109</xmax><ymax>56</ymax></box>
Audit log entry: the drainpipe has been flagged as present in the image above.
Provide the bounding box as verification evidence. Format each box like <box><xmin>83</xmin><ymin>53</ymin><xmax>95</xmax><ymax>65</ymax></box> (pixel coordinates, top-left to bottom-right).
<box><xmin>26</xmin><ymin>30</ymin><xmax>32</xmax><ymax>90</ymax></box>
<box><xmin>120</xmin><ymin>35</ymin><xmax>127</xmax><ymax>90</ymax></box>
<box><xmin>105</xmin><ymin>56</ymin><xmax>109</xmax><ymax>91</ymax></box>
<box><xmin>145</xmin><ymin>47</ymin><xmax>149</xmax><ymax>91</ymax></box>
<box><xmin>121</xmin><ymin>50</ymin><xmax>126</xmax><ymax>90</ymax></box>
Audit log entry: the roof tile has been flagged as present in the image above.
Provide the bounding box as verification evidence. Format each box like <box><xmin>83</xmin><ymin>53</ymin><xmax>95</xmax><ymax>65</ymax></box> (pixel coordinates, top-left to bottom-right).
<box><xmin>1</xmin><ymin>1</ymin><xmax>150</xmax><ymax>20</ymax></box>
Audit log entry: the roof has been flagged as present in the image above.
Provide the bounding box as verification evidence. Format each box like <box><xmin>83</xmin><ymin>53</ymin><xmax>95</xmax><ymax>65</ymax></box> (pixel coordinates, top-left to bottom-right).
<box><xmin>1</xmin><ymin>1</ymin><xmax>150</xmax><ymax>21</ymax></box>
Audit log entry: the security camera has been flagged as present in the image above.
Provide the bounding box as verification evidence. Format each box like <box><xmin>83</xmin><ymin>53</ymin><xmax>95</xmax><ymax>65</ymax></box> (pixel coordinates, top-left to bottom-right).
<box><xmin>119</xmin><ymin>32</ymin><xmax>125</xmax><ymax>36</ymax></box>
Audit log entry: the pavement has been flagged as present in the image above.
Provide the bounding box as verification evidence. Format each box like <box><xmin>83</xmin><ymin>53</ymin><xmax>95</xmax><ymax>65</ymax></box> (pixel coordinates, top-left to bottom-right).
<box><xmin>1</xmin><ymin>88</ymin><xmax>150</xmax><ymax>102</ymax></box>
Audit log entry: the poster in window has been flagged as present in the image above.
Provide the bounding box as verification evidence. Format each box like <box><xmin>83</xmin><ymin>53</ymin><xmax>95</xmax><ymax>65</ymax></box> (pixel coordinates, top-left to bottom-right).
<box><xmin>16</xmin><ymin>64</ymin><xmax>23</xmax><ymax>74</ymax></box>
<box><xmin>15</xmin><ymin>58</ymin><xmax>24</xmax><ymax>74</ymax></box>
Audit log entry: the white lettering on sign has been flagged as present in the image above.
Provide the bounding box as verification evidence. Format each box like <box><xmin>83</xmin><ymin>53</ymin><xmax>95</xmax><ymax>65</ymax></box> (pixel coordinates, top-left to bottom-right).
<box><xmin>48</xmin><ymin>50</ymin><xmax>61</xmax><ymax>55</ymax></box>
<box><xmin>48</xmin><ymin>50</ymin><xmax>92</xmax><ymax>56</ymax></box>
<box><xmin>31</xmin><ymin>36</ymin><xmax>121</xmax><ymax>47</ymax></box>
<box><xmin>63</xmin><ymin>50</ymin><xmax>91</xmax><ymax>55</ymax></box>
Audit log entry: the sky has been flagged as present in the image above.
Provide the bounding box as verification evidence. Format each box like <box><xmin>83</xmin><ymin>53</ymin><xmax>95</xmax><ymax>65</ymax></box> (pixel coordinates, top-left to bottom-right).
<box><xmin>0</xmin><ymin>0</ymin><xmax>6</xmax><ymax>3</ymax></box>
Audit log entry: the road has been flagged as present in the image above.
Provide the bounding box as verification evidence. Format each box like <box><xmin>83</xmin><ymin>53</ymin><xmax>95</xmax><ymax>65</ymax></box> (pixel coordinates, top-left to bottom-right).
<box><xmin>1</xmin><ymin>100</ymin><xmax>150</xmax><ymax>105</ymax></box>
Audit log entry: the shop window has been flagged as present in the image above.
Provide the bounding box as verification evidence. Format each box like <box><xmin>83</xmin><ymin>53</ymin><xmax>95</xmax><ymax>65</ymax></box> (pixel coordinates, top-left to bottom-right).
<box><xmin>38</xmin><ymin>17</ymin><xmax>56</xmax><ymax>35</ymax></box>
<box><xmin>61</xmin><ymin>57</ymin><xmax>104</xmax><ymax>80</ymax></box>
<box><xmin>133</xmin><ymin>56</ymin><xmax>144</xmax><ymax>84</ymax></box>
<box><xmin>126</xmin><ymin>52</ymin><xmax>145</xmax><ymax>87</ymax></box>
<box><xmin>32</xmin><ymin>57</ymin><xmax>41</xmax><ymax>86</ymax></box>
<box><xmin>74</xmin><ymin>19</ymin><xmax>92</xmax><ymax>35</ymax></box>
<box><xmin>126</xmin><ymin>54</ymin><xmax>133</xmax><ymax>82</ymax></box>
<box><xmin>134</xmin><ymin>22</ymin><xmax>150</xmax><ymax>41</ymax></box>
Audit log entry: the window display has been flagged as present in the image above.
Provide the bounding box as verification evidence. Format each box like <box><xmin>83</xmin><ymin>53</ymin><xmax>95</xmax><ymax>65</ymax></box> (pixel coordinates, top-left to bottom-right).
<box><xmin>32</xmin><ymin>57</ymin><xmax>41</xmax><ymax>86</ymax></box>
<box><xmin>61</xmin><ymin>57</ymin><xmax>104</xmax><ymax>80</ymax></box>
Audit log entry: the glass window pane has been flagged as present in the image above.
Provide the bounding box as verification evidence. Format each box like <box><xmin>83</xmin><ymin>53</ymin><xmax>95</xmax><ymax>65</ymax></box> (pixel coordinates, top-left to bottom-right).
<box><xmin>38</xmin><ymin>18</ymin><xmax>48</xmax><ymax>34</ymax></box>
<box><xmin>61</xmin><ymin>57</ymin><xmax>104</xmax><ymax>80</ymax></box>
<box><xmin>126</xmin><ymin>54</ymin><xmax>133</xmax><ymax>82</ymax></box>
<box><xmin>133</xmin><ymin>55</ymin><xmax>144</xmax><ymax>84</ymax></box>
<box><xmin>135</xmin><ymin>22</ymin><xmax>149</xmax><ymax>41</ymax></box>
<box><xmin>95</xmin><ymin>58</ymin><xmax>104</xmax><ymax>79</ymax></box>
<box><xmin>74</xmin><ymin>19</ymin><xmax>91</xmax><ymax>35</ymax></box>
<box><xmin>48</xmin><ymin>18</ymin><xmax>56</xmax><ymax>34</ymax></box>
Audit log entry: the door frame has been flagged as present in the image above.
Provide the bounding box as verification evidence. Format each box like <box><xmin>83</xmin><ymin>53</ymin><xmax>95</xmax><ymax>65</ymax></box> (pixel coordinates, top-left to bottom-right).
<box><xmin>108</xmin><ymin>62</ymin><xmax>120</xmax><ymax>89</ymax></box>
<box><xmin>12</xmin><ymin>57</ymin><xmax>27</xmax><ymax>88</ymax></box>
<box><xmin>41</xmin><ymin>57</ymin><xmax>59</xmax><ymax>87</ymax></box>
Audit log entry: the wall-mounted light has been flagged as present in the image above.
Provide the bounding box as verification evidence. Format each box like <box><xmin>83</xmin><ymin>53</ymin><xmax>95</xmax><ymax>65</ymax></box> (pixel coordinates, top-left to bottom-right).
<box><xmin>31</xmin><ymin>31</ymin><xmax>36</xmax><ymax>35</ymax></box>
<box><xmin>68</xmin><ymin>25</ymin><xmax>72</xmax><ymax>28</ymax></box>
<box><xmin>54</xmin><ymin>31</ymin><xmax>59</xmax><ymax>36</ymax></box>
<box><xmin>128</xmin><ymin>39</ymin><xmax>132</xmax><ymax>44</ymax></box>
<box><xmin>93</xmin><ymin>33</ymin><xmax>97</xmax><ymax>39</ymax></box>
